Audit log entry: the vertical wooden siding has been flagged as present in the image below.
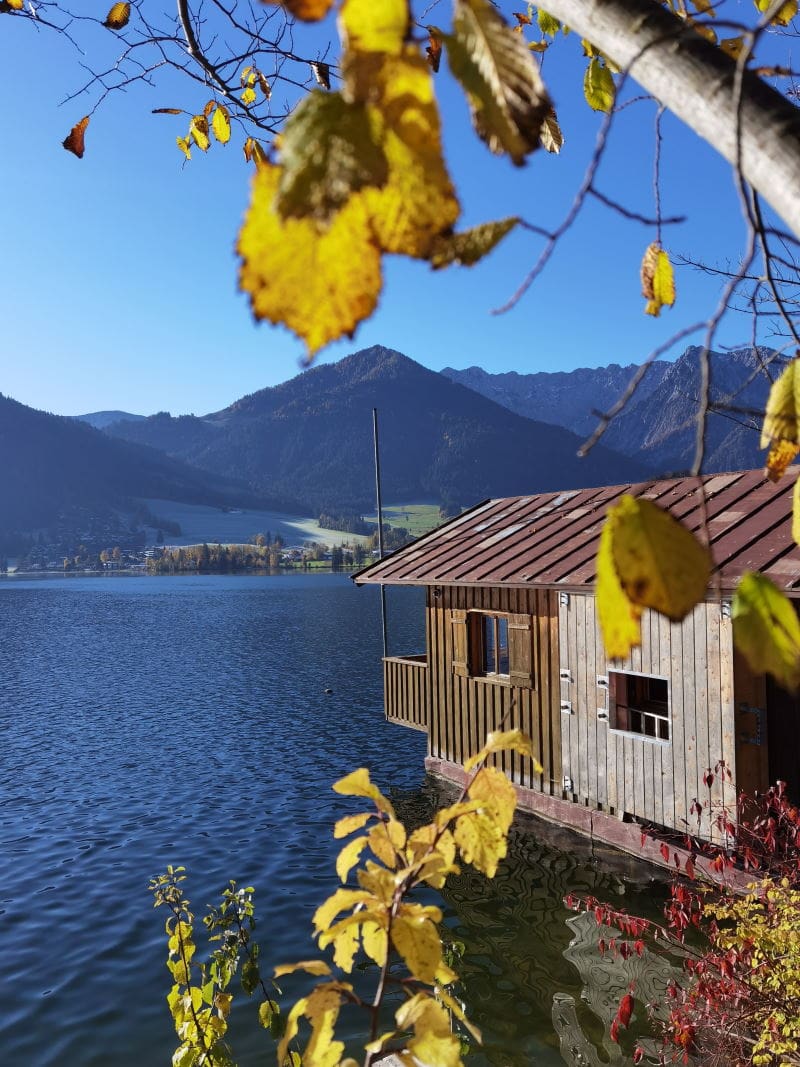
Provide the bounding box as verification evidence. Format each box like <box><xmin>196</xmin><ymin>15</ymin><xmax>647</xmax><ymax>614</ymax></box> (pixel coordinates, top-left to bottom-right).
<box><xmin>558</xmin><ymin>594</ymin><xmax>735</xmax><ymax>839</ymax></box>
<box><xmin>427</xmin><ymin>586</ymin><xmax>562</xmax><ymax>794</ymax></box>
<box><xmin>383</xmin><ymin>656</ymin><xmax>428</xmax><ymax>732</ymax></box>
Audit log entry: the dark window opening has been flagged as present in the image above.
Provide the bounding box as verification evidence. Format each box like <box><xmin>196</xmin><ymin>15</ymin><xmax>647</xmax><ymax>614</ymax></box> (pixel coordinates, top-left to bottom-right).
<box><xmin>610</xmin><ymin>671</ymin><xmax>670</xmax><ymax>741</ymax></box>
<box><xmin>478</xmin><ymin>614</ymin><xmax>510</xmax><ymax>678</ymax></box>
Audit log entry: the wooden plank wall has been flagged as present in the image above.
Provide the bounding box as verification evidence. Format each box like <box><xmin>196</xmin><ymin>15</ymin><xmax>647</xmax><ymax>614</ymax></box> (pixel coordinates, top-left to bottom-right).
<box><xmin>383</xmin><ymin>656</ymin><xmax>428</xmax><ymax>732</ymax></box>
<box><xmin>427</xmin><ymin>586</ymin><xmax>561</xmax><ymax>794</ymax></box>
<box><xmin>558</xmin><ymin>594</ymin><xmax>736</xmax><ymax>839</ymax></box>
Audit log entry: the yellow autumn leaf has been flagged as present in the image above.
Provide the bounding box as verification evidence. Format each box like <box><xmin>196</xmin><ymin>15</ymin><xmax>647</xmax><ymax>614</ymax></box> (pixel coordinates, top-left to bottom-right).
<box><xmin>339</xmin><ymin>0</ymin><xmax>409</xmax><ymax>54</ymax></box>
<box><xmin>392</xmin><ymin>908</ymin><xmax>443</xmax><ymax>983</ymax></box>
<box><xmin>755</xmin><ymin>0</ymin><xmax>797</xmax><ymax>25</ymax></box>
<box><xmin>335</xmin><ymin>835</ymin><xmax>369</xmax><ymax>882</ymax></box>
<box><xmin>312</xmin><ymin>887</ymin><xmax>373</xmax><ymax>934</ymax></box>
<box><xmin>295</xmin><ymin>985</ymin><xmax>346</xmax><ymax>1067</ymax></box>
<box><xmin>274</xmin><ymin>959</ymin><xmax>332</xmax><ymax>977</ymax></box>
<box><xmin>357</xmin><ymin>860</ymin><xmax>396</xmax><ymax>904</ymax></box>
<box><xmin>762</xmin><ymin>361</ymin><xmax>800</xmax><ymax>466</ymax></box>
<box><xmin>765</xmin><ymin>439</ymin><xmax>800</xmax><ymax>483</ymax></box>
<box><xmin>396</xmin><ymin>994</ymin><xmax>463</xmax><ymax>1067</ymax></box>
<box><xmin>597</xmin><ymin>509</ymin><xmax>643</xmax><ymax>658</ymax></box>
<box><xmin>445</xmin><ymin>0</ymin><xmax>552</xmax><ymax>165</ymax></box>
<box><xmin>733</xmin><ymin>572</ymin><xmax>800</xmax><ymax>691</ymax></box>
<box><xmin>641</xmin><ymin>242</ymin><xmax>676</xmax><ymax>316</ymax></box>
<box><xmin>432</xmin><ymin>801</ymin><xmax>481</xmax><ymax>829</ymax></box>
<box><xmin>241</xmin><ymin>86</ymin><xmax>257</xmax><ymax>105</ymax></box>
<box><xmin>211</xmin><ymin>105</ymin><xmax>231</xmax><ymax>144</ymax></box>
<box><xmin>331</xmin><ymin>766</ymin><xmax>396</xmax><ymax>816</ymax></box>
<box><xmin>463</xmin><ymin>728</ymin><xmax>535</xmax><ymax>771</ymax></box>
<box><xmin>242</xmin><ymin>137</ymin><xmax>268</xmax><ymax>166</ymax></box>
<box><xmin>276</xmin><ymin>90</ymin><xmax>388</xmax><ymax>222</ymax></box>
<box><xmin>453</xmin><ymin>809</ymin><xmax>507</xmax><ymax>877</ymax></box>
<box><xmin>237</xmin><ymin>162</ymin><xmax>383</xmax><ymax>356</ymax></box>
<box><xmin>278</xmin><ymin>996</ymin><xmax>306</xmax><ymax>1067</ymax></box>
<box><xmin>104</xmin><ymin>2</ymin><xmax>130</xmax><ymax>29</ymax></box>
<box><xmin>3</xmin><ymin>0</ymin><xmax>24</xmax><ymax>8</ymax></box>
<box><xmin>318</xmin><ymin>908</ymin><xmax>387</xmax><ymax>956</ymax></box>
<box><xmin>366</xmin><ymin>817</ymin><xmax>406</xmax><ymax>868</ymax></box>
<box><xmin>429</xmin><ymin>217</ymin><xmax>519</xmax><ymax>269</ymax></box>
<box><xmin>352</xmin><ymin>48</ymin><xmax>460</xmax><ymax>258</ymax></box>
<box><xmin>469</xmin><ymin>766</ymin><xmax>517</xmax><ymax>833</ymax></box>
<box><xmin>361</xmin><ymin>920</ymin><xmax>388</xmax><ymax>966</ymax></box>
<box><xmin>405</xmin><ymin>824</ymin><xmax>459</xmax><ymax>887</ymax></box>
<box><xmin>176</xmin><ymin>136</ymin><xmax>191</xmax><ymax>161</ymax></box>
<box><xmin>583</xmin><ymin>56</ymin><xmax>615</xmax><ymax>111</ymax></box>
<box><xmin>333</xmin><ymin>811</ymin><xmax>374</xmax><ymax>838</ymax></box>
<box><xmin>538</xmin><ymin>8</ymin><xmax>560</xmax><ymax>35</ymax></box>
<box><xmin>604</xmin><ymin>495</ymin><xmax>711</xmax><ymax>619</ymax></box>
<box><xmin>189</xmin><ymin>114</ymin><xmax>210</xmax><ymax>151</ymax></box>
<box><xmin>324</xmin><ymin>918</ymin><xmax>361</xmax><ymax>972</ymax></box>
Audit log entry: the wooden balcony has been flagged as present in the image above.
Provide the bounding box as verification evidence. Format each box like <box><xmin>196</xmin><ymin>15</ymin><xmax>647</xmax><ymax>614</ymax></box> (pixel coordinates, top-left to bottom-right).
<box><xmin>383</xmin><ymin>655</ymin><xmax>429</xmax><ymax>732</ymax></box>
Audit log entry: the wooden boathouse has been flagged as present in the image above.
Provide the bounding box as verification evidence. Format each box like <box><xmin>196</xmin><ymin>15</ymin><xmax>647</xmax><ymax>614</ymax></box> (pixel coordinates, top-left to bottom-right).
<box><xmin>353</xmin><ymin>469</ymin><xmax>800</xmax><ymax>853</ymax></box>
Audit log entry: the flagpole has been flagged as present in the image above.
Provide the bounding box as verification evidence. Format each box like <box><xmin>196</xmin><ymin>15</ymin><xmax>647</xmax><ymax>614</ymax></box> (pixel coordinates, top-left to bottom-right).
<box><xmin>372</xmin><ymin>407</ymin><xmax>388</xmax><ymax>659</ymax></box>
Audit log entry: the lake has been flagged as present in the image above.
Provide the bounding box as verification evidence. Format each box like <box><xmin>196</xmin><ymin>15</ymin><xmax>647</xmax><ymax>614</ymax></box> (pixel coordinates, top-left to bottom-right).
<box><xmin>0</xmin><ymin>574</ymin><xmax>673</xmax><ymax>1065</ymax></box>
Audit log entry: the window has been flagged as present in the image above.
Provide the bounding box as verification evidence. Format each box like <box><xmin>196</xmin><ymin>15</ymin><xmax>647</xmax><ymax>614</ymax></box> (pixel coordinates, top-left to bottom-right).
<box><xmin>480</xmin><ymin>614</ymin><xmax>509</xmax><ymax>677</ymax></box>
<box><xmin>450</xmin><ymin>609</ymin><xmax>534</xmax><ymax>688</ymax></box>
<box><xmin>609</xmin><ymin>671</ymin><xmax>670</xmax><ymax>741</ymax></box>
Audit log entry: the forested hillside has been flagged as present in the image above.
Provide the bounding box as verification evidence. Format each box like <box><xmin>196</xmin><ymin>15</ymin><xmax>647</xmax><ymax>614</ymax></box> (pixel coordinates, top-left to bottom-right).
<box><xmin>104</xmin><ymin>346</ymin><xmax>648</xmax><ymax>512</ymax></box>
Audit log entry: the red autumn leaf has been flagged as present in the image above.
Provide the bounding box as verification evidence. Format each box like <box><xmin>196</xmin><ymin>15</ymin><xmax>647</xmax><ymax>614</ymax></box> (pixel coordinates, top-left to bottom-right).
<box><xmin>685</xmin><ymin>856</ymin><xmax>696</xmax><ymax>879</ymax></box>
<box><xmin>617</xmin><ymin>992</ymin><xmax>634</xmax><ymax>1028</ymax></box>
<box><xmin>703</xmin><ymin>769</ymin><xmax>715</xmax><ymax>788</ymax></box>
<box><xmin>633</xmin><ymin>1048</ymin><xmax>645</xmax><ymax>1064</ymax></box>
<box><xmin>660</xmin><ymin>842</ymin><xmax>670</xmax><ymax>862</ymax></box>
<box><xmin>63</xmin><ymin>115</ymin><xmax>90</xmax><ymax>158</ymax></box>
<box><xmin>610</xmin><ymin>1018</ymin><xmax>620</xmax><ymax>1043</ymax></box>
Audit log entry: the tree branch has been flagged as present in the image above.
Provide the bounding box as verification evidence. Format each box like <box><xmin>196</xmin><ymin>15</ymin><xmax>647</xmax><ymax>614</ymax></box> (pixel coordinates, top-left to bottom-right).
<box><xmin>540</xmin><ymin>0</ymin><xmax>800</xmax><ymax>239</ymax></box>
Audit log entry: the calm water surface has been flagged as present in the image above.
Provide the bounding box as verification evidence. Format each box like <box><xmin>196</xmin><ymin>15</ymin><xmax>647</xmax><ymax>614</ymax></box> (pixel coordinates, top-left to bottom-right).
<box><xmin>1</xmin><ymin>574</ymin><xmax>672</xmax><ymax>1066</ymax></box>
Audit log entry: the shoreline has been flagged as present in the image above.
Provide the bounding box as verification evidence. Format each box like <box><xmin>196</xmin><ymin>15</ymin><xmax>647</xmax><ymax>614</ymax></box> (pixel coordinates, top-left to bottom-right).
<box><xmin>1</xmin><ymin>564</ymin><xmax>361</xmax><ymax>579</ymax></box>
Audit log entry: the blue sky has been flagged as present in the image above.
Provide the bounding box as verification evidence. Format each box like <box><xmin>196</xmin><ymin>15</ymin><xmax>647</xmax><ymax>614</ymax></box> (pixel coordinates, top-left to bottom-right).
<box><xmin>0</xmin><ymin>4</ymin><xmax>754</xmax><ymax>417</ymax></box>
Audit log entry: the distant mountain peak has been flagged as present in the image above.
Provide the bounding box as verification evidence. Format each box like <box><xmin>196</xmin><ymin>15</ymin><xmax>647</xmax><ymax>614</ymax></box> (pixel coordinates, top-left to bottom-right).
<box><xmin>73</xmin><ymin>410</ymin><xmax>147</xmax><ymax>430</ymax></box>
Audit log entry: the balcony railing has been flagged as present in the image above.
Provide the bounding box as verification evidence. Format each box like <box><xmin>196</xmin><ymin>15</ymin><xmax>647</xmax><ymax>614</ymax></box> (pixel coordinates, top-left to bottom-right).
<box><xmin>383</xmin><ymin>654</ymin><xmax>428</xmax><ymax>732</ymax></box>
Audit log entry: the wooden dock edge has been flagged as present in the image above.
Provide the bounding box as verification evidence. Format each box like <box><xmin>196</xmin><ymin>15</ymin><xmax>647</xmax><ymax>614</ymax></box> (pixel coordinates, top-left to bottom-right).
<box><xmin>425</xmin><ymin>756</ymin><xmax>756</xmax><ymax>892</ymax></box>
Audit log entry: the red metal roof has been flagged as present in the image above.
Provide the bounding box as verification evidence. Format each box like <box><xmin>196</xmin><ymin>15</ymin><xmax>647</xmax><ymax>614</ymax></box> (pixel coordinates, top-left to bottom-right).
<box><xmin>353</xmin><ymin>469</ymin><xmax>800</xmax><ymax>594</ymax></box>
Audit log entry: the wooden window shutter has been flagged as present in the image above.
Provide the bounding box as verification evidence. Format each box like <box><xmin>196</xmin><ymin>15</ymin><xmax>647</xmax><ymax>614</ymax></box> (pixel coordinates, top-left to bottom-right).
<box><xmin>508</xmin><ymin>613</ymin><xmax>534</xmax><ymax>688</ymax></box>
<box><xmin>451</xmin><ymin>609</ymin><xmax>469</xmax><ymax>677</ymax></box>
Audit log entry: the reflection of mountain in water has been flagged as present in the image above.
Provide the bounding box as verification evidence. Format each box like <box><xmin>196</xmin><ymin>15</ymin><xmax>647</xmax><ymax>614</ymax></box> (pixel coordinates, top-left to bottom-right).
<box><xmin>425</xmin><ymin>796</ymin><xmax>683</xmax><ymax>1067</ymax></box>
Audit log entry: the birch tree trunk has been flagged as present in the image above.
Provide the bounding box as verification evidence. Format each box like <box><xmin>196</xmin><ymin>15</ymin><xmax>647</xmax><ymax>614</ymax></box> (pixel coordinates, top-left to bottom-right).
<box><xmin>541</xmin><ymin>0</ymin><xmax>800</xmax><ymax>238</ymax></box>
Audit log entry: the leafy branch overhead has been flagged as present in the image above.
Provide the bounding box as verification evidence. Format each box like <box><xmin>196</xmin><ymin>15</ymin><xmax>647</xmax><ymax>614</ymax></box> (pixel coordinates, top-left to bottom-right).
<box><xmin>236</xmin><ymin>0</ymin><xmax>553</xmax><ymax>356</ymax></box>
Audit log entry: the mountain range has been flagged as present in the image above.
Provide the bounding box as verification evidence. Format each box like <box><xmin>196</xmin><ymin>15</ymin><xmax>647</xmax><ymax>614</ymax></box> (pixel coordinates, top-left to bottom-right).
<box><xmin>97</xmin><ymin>346</ymin><xmax>647</xmax><ymax>514</ymax></box>
<box><xmin>0</xmin><ymin>392</ymin><xmax>264</xmax><ymax>549</ymax></box>
<box><xmin>3</xmin><ymin>342</ymin><xmax>780</xmax><ymax>548</ymax></box>
<box><xmin>445</xmin><ymin>345</ymin><xmax>781</xmax><ymax>473</ymax></box>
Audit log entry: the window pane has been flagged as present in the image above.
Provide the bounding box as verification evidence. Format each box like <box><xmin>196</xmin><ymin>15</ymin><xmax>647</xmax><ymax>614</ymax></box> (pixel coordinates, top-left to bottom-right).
<box><xmin>483</xmin><ymin>615</ymin><xmax>495</xmax><ymax>673</ymax></box>
<box><xmin>609</xmin><ymin>670</ymin><xmax>670</xmax><ymax>741</ymax></box>
<box><xmin>497</xmin><ymin>617</ymin><xmax>509</xmax><ymax>675</ymax></box>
